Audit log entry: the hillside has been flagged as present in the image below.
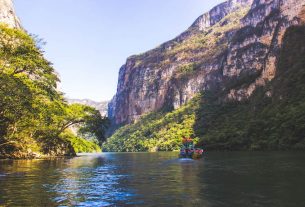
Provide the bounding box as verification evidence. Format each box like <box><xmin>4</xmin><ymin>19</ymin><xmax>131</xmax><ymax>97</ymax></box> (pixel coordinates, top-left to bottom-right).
<box><xmin>104</xmin><ymin>0</ymin><xmax>305</xmax><ymax>151</ymax></box>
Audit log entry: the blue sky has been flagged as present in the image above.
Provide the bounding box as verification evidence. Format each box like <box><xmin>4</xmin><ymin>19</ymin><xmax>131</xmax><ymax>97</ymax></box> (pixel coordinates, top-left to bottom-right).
<box><xmin>14</xmin><ymin>0</ymin><xmax>224</xmax><ymax>101</ymax></box>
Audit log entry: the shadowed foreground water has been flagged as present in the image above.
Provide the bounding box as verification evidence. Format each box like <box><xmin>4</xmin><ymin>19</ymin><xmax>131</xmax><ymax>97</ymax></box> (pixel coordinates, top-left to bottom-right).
<box><xmin>0</xmin><ymin>152</ymin><xmax>305</xmax><ymax>207</ymax></box>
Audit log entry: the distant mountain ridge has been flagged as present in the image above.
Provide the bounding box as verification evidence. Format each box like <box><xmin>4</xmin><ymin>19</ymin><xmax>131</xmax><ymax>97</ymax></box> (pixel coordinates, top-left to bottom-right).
<box><xmin>67</xmin><ymin>99</ymin><xmax>108</xmax><ymax>116</ymax></box>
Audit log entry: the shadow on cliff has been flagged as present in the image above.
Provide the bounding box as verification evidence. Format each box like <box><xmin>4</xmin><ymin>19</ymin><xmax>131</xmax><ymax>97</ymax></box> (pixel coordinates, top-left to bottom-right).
<box><xmin>193</xmin><ymin>25</ymin><xmax>305</xmax><ymax>151</ymax></box>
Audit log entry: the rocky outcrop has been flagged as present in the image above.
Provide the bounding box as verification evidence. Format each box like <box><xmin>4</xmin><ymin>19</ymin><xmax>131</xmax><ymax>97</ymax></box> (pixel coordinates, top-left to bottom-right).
<box><xmin>192</xmin><ymin>0</ymin><xmax>253</xmax><ymax>30</ymax></box>
<box><xmin>0</xmin><ymin>0</ymin><xmax>21</xmax><ymax>28</ymax></box>
<box><xmin>226</xmin><ymin>0</ymin><xmax>304</xmax><ymax>100</ymax></box>
<box><xmin>109</xmin><ymin>0</ymin><xmax>305</xmax><ymax>125</ymax></box>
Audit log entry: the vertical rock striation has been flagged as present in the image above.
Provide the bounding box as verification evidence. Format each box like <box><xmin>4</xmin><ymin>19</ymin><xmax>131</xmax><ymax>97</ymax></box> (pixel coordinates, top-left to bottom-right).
<box><xmin>109</xmin><ymin>0</ymin><xmax>305</xmax><ymax>125</ymax></box>
<box><xmin>0</xmin><ymin>0</ymin><xmax>21</xmax><ymax>28</ymax></box>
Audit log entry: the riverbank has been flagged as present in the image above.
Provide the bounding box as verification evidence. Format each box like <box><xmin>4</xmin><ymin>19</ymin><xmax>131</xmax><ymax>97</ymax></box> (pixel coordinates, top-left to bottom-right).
<box><xmin>0</xmin><ymin>145</ymin><xmax>76</xmax><ymax>159</ymax></box>
<box><xmin>0</xmin><ymin>151</ymin><xmax>76</xmax><ymax>160</ymax></box>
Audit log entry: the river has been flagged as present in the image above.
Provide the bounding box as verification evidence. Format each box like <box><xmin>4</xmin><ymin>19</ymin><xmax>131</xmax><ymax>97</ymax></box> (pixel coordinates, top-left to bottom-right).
<box><xmin>0</xmin><ymin>152</ymin><xmax>305</xmax><ymax>207</ymax></box>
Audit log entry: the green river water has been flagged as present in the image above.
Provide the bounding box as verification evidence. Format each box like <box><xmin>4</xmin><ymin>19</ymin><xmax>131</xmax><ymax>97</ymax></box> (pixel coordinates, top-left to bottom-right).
<box><xmin>0</xmin><ymin>152</ymin><xmax>305</xmax><ymax>207</ymax></box>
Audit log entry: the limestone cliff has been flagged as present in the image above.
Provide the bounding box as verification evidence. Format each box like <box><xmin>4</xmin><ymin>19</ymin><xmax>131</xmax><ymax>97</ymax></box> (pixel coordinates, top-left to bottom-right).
<box><xmin>0</xmin><ymin>0</ymin><xmax>21</xmax><ymax>28</ymax></box>
<box><xmin>109</xmin><ymin>0</ymin><xmax>305</xmax><ymax>125</ymax></box>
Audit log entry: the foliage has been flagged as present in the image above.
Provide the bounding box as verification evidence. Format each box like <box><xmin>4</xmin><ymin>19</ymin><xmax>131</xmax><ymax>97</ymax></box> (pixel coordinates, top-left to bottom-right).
<box><xmin>60</xmin><ymin>131</ymin><xmax>101</xmax><ymax>153</ymax></box>
<box><xmin>177</xmin><ymin>62</ymin><xmax>198</xmax><ymax>75</ymax></box>
<box><xmin>0</xmin><ymin>24</ymin><xmax>108</xmax><ymax>157</ymax></box>
<box><xmin>77</xmin><ymin>106</ymin><xmax>110</xmax><ymax>145</ymax></box>
<box><xmin>103</xmin><ymin>98</ymin><xmax>199</xmax><ymax>152</ymax></box>
<box><xmin>105</xmin><ymin>25</ymin><xmax>305</xmax><ymax>152</ymax></box>
<box><xmin>194</xmin><ymin>25</ymin><xmax>305</xmax><ymax>150</ymax></box>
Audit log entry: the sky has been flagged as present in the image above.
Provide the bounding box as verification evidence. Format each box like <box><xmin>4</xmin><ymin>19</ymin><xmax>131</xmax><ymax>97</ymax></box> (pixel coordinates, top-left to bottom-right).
<box><xmin>14</xmin><ymin>0</ymin><xmax>224</xmax><ymax>101</ymax></box>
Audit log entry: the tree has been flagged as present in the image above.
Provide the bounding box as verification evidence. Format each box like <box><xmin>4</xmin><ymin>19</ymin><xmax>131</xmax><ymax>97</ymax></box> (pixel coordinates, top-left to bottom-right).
<box><xmin>0</xmin><ymin>24</ymin><xmax>110</xmax><ymax>157</ymax></box>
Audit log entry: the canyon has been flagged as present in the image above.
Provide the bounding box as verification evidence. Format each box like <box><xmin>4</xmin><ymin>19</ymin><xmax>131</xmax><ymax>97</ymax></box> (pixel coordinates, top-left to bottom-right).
<box><xmin>109</xmin><ymin>0</ymin><xmax>305</xmax><ymax>125</ymax></box>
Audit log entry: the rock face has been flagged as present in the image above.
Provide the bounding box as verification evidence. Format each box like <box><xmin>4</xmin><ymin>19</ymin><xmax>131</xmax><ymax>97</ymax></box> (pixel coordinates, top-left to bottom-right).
<box><xmin>109</xmin><ymin>0</ymin><xmax>305</xmax><ymax>125</ymax></box>
<box><xmin>0</xmin><ymin>0</ymin><xmax>21</xmax><ymax>28</ymax></box>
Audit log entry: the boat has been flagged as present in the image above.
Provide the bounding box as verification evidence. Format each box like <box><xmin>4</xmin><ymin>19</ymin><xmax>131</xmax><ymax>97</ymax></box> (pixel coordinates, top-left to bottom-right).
<box><xmin>179</xmin><ymin>138</ymin><xmax>203</xmax><ymax>159</ymax></box>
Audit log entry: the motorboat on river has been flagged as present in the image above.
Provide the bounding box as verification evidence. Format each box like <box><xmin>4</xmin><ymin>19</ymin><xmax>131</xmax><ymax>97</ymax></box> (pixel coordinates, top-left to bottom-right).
<box><xmin>179</xmin><ymin>138</ymin><xmax>203</xmax><ymax>159</ymax></box>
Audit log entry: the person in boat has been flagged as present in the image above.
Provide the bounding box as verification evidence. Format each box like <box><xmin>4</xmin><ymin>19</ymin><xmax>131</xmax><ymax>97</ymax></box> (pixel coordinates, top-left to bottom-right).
<box><xmin>181</xmin><ymin>137</ymin><xmax>187</xmax><ymax>156</ymax></box>
<box><xmin>180</xmin><ymin>136</ymin><xmax>204</xmax><ymax>158</ymax></box>
<box><xmin>182</xmin><ymin>137</ymin><xmax>188</xmax><ymax>145</ymax></box>
<box><xmin>182</xmin><ymin>136</ymin><xmax>194</xmax><ymax>156</ymax></box>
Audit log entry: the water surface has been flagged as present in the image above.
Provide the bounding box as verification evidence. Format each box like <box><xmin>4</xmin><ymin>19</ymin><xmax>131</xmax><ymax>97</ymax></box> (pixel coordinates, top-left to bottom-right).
<box><xmin>0</xmin><ymin>152</ymin><xmax>305</xmax><ymax>206</ymax></box>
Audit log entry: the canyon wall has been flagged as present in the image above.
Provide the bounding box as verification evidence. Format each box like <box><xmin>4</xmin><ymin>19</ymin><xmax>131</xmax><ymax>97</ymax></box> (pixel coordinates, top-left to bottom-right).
<box><xmin>109</xmin><ymin>0</ymin><xmax>305</xmax><ymax>125</ymax></box>
<box><xmin>0</xmin><ymin>0</ymin><xmax>21</xmax><ymax>28</ymax></box>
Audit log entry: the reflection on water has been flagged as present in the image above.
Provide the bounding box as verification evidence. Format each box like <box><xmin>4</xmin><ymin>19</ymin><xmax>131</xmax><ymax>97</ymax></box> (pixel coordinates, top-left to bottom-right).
<box><xmin>48</xmin><ymin>155</ymin><xmax>135</xmax><ymax>206</ymax></box>
<box><xmin>0</xmin><ymin>152</ymin><xmax>305</xmax><ymax>206</ymax></box>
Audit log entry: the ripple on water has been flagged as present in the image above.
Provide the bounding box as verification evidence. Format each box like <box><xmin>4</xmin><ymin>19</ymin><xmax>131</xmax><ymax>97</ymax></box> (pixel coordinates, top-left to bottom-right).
<box><xmin>2</xmin><ymin>152</ymin><xmax>305</xmax><ymax>207</ymax></box>
<box><xmin>45</xmin><ymin>163</ymin><xmax>138</xmax><ymax>206</ymax></box>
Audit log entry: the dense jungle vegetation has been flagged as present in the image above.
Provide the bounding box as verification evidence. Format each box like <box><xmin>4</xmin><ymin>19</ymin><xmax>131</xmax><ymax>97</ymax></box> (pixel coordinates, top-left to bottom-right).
<box><xmin>0</xmin><ymin>24</ymin><xmax>108</xmax><ymax>158</ymax></box>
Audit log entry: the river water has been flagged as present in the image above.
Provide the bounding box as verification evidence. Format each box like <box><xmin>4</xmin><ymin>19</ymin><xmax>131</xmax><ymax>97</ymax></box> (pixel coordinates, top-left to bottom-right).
<box><xmin>0</xmin><ymin>152</ymin><xmax>305</xmax><ymax>207</ymax></box>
